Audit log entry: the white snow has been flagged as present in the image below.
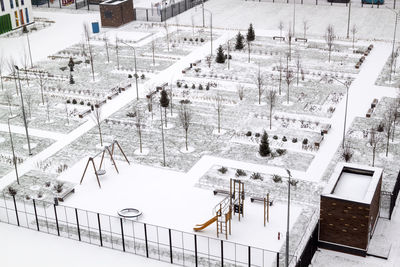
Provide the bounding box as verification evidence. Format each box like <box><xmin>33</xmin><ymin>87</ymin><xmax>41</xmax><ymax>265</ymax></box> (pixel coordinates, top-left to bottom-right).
<box><xmin>332</xmin><ymin>172</ymin><xmax>371</xmax><ymax>202</ymax></box>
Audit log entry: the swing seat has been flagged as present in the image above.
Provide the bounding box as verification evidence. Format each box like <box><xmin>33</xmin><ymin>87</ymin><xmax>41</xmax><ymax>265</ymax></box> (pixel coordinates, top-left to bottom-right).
<box><xmin>96</xmin><ymin>169</ymin><xmax>106</xmax><ymax>176</ymax></box>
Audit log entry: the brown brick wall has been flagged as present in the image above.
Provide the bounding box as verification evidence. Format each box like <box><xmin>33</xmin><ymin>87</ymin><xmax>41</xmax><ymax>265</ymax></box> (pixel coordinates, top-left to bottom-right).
<box><xmin>100</xmin><ymin>0</ymin><xmax>135</xmax><ymax>28</ymax></box>
<box><xmin>319</xmin><ymin>196</ymin><xmax>370</xmax><ymax>250</ymax></box>
<box><xmin>368</xmin><ymin>176</ymin><xmax>382</xmax><ymax>237</ymax></box>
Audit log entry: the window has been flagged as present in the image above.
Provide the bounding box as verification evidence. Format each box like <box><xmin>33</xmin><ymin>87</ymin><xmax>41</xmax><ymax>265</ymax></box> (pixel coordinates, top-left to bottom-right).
<box><xmin>16</xmin><ymin>0</ymin><xmax>18</xmax><ymax>7</ymax></box>
<box><xmin>25</xmin><ymin>8</ymin><xmax>29</xmax><ymax>23</ymax></box>
<box><xmin>14</xmin><ymin>11</ymin><xmax>18</xmax><ymax>27</ymax></box>
<box><xmin>10</xmin><ymin>0</ymin><xmax>13</xmax><ymax>9</ymax></box>
<box><xmin>0</xmin><ymin>0</ymin><xmax>4</xmax><ymax>11</ymax></box>
<box><xmin>21</xmin><ymin>0</ymin><xmax>23</xmax><ymax>5</ymax></box>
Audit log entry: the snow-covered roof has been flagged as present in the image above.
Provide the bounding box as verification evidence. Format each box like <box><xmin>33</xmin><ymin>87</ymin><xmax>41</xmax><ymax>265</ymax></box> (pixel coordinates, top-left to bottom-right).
<box><xmin>322</xmin><ymin>163</ymin><xmax>383</xmax><ymax>204</ymax></box>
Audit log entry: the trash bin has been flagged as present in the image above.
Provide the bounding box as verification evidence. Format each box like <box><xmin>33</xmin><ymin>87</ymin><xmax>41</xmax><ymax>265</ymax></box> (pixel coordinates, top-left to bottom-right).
<box><xmin>92</xmin><ymin>22</ymin><xmax>100</xmax><ymax>34</ymax></box>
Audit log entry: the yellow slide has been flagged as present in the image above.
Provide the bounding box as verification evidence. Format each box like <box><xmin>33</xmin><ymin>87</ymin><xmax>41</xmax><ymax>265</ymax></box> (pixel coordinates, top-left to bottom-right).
<box><xmin>193</xmin><ymin>216</ymin><xmax>218</xmax><ymax>232</ymax></box>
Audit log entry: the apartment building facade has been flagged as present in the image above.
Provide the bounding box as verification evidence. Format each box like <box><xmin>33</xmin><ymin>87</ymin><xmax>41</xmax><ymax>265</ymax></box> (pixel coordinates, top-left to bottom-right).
<box><xmin>0</xmin><ymin>0</ymin><xmax>33</xmax><ymax>34</ymax></box>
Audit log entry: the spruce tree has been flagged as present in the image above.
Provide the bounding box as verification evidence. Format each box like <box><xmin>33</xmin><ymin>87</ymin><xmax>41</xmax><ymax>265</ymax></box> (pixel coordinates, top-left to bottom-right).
<box><xmin>215</xmin><ymin>45</ymin><xmax>226</xmax><ymax>63</ymax></box>
<box><xmin>247</xmin><ymin>23</ymin><xmax>255</xmax><ymax>42</ymax></box>
<box><xmin>259</xmin><ymin>131</ymin><xmax>271</xmax><ymax>157</ymax></box>
<box><xmin>235</xmin><ymin>32</ymin><xmax>245</xmax><ymax>50</ymax></box>
<box><xmin>160</xmin><ymin>89</ymin><xmax>170</xmax><ymax>127</ymax></box>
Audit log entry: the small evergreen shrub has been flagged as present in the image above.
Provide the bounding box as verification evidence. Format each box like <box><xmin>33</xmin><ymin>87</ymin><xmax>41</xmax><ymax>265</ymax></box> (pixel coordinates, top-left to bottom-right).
<box><xmin>236</xmin><ymin>169</ymin><xmax>247</xmax><ymax>177</ymax></box>
<box><xmin>272</xmin><ymin>174</ymin><xmax>282</xmax><ymax>183</ymax></box>
<box><xmin>218</xmin><ymin>166</ymin><xmax>228</xmax><ymax>174</ymax></box>
<box><xmin>250</xmin><ymin>172</ymin><xmax>263</xmax><ymax>181</ymax></box>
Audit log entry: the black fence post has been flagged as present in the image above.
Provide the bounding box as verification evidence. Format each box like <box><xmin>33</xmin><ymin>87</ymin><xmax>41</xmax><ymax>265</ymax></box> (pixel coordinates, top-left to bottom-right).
<box><xmin>248</xmin><ymin>246</ymin><xmax>251</xmax><ymax>267</ymax></box>
<box><xmin>169</xmin><ymin>229</ymin><xmax>173</xmax><ymax>264</ymax></box>
<box><xmin>59</xmin><ymin>0</ymin><xmax>61</xmax><ymax>8</ymax></box>
<box><xmin>120</xmin><ymin>218</ymin><xmax>125</xmax><ymax>252</ymax></box>
<box><xmin>75</xmin><ymin>0</ymin><xmax>77</xmax><ymax>9</ymax></box>
<box><xmin>194</xmin><ymin>234</ymin><xmax>198</xmax><ymax>267</ymax></box>
<box><xmin>221</xmin><ymin>240</ymin><xmax>224</xmax><ymax>266</ymax></box>
<box><xmin>87</xmin><ymin>0</ymin><xmax>90</xmax><ymax>11</ymax></box>
<box><xmin>276</xmin><ymin>252</ymin><xmax>279</xmax><ymax>267</ymax></box>
<box><xmin>97</xmin><ymin>213</ymin><xmax>103</xmax><ymax>246</ymax></box>
<box><xmin>33</xmin><ymin>199</ymin><xmax>39</xmax><ymax>231</ymax></box>
<box><xmin>47</xmin><ymin>0</ymin><xmax>50</xmax><ymax>8</ymax></box>
<box><xmin>12</xmin><ymin>195</ymin><xmax>19</xmax><ymax>226</ymax></box>
<box><xmin>146</xmin><ymin>9</ymin><xmax>149</xmax><ymax>22</ymax></box>
<box><xmin>144</xmin><ymin>223</ymin><xmax>149</xmax><ymax>258</ymax></box>
<box><xmin>54</xmin><ymin>204</ymin><xmax>60</xmax><ymax>236</ymax></box>
<box><xmin>75</xmin><ymin>208</ymin><xmax>81</xmax><ymax>241</ymax></box>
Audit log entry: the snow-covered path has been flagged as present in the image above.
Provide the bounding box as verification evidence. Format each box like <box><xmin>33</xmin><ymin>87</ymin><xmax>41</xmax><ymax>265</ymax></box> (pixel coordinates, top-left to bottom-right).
<box><xmin>305</xmin><ymin>42</ymin><xmax>393</xmax><ymax>182</ymax></box>
<box><xmin>0</xmin><ymin>123</ymin><xmax>67</xmax><ymax>141</ymax></box>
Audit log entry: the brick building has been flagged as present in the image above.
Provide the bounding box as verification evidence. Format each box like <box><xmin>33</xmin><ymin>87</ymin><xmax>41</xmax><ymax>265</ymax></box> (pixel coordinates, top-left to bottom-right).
<box><xmin>100</xmin><ymin>0</ymin><xmax>135</xmax><ymax>27</ymax></box>
<box><xmin>319</xmin><ymin>163</ymin><xmax>383</xmax><ymax>256</ymax></box>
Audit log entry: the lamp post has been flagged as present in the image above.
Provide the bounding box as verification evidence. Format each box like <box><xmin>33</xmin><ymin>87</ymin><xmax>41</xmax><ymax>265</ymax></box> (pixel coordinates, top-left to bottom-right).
<box><xmin>25</xmin><ymin>30</ymin><xmax>33</xmax><ymax>68</ymax></box>
<box><xmin>14</xmin><ymin>65</ymin><xmax>32</xmax><ymax>156</ymax></box>
<box><xmin>293</xmin><ymin>0</ymin><xmax>296</xmax><ymax>36</ymax></box>
<box><xmin>387</xmin><ymin>8</ymin><xmax>400</xmax><ymax>84</ymax></box>
<box><xmin>285</xmin><ymin>169</ymin><xmax>292</xmax><ymax>267</ymax></box>
<box><xmin>346</xmin><ymin>1</ymin><xmax>352</xmax><ymax>39</ymax></box>
<box><xmin>121</xmin><ymin>41</ymin><xmax>139</xmax><ymax>100</ymax></box>
<box><xmin>202</xmin><ymin>0</ymin><xmax>205</xmax><ymax>28</ymax></box>
<box><xmin>7</xmin><ymin>115</ymin><xmax>20</xmax><ymax>185</ymax></box>
<box><xmin>204</xmin><ymin>8</ymin><xmax>213</xmax><ymax>57</ymax></box>
<box><xmin>332</xmin><ymin>76</ymin><xmax>351</xmax><ymax>149</ymax></box>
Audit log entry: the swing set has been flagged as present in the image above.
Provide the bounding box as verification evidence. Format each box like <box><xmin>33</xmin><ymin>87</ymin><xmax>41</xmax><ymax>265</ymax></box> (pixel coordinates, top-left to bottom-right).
<box><xmin>80</xmin><ymin>140</ymin><xmax>130</xmax><ymax>188</ymax></box>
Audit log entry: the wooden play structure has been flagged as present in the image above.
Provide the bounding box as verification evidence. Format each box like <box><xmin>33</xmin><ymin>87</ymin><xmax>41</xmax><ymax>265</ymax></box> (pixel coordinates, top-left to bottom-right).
<box><xmin>80</xmin><ymin>140</ymin><xmax>130</xmax><ymax>188</ymax></box>
<box><xmin>251</xmin><ymin>193</ymin><xmax>272</xmax><ymax>227</ymax></box>
<box><xmin>194</xmin><ymin>179</ymin><xmax>245</xmax><ymax>239</ymax></box>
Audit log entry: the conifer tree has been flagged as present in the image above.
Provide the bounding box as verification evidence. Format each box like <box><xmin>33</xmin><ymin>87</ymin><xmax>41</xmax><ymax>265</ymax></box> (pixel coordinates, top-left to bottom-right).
<box><xmin>235</xmin><ymin>32</ymin><xmax>245</xmax><ymax>50</ymax></box>
<box><xmin>259</xmin><ymin>131</ymin><xmax>271</xmax><ymax>157</ymax></box>
<box><xmin>247</xmin><ymin>23</ymin><xmax>255</xmax><ymax>42</ymax></box>
<box><xmin>215</xmin><ymin>45</ymin><xmax>226</xmax><ymax>63</ymax></box>
<box><xmin>160</xmin><ymin>89</ymin><xmax>170</xmax><ymax>127</ymax></box>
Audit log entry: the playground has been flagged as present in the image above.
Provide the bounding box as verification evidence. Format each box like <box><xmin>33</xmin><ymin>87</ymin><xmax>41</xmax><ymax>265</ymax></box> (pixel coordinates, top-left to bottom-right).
<box><xmin>58</xmin><ymin>155</ymin><xmax>303</xmax><ymax>254</ymax></box>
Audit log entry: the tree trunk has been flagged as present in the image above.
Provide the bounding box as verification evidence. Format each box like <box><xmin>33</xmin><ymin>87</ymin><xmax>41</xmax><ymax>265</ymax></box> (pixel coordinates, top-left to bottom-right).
<box><xmin>269</xmin><ymin>105</ymin><xmax>272</xmax><ymax>129</ymax></box>
<box><xmin>386</xmin><ymin>134</ymin><xmax>390</xmax><ymax>156</ymax></box>
<box><xmin>287</xmin><ymin>84</ymin><xmax>290</xmax><ymax>104</ymax></box>
<box><xmin>218</xmin><ymin>110</ymin><xmax>221</xmax><ymax>133</ymax></box>
<box><xmin>328</xmin><ymin>48</ymin><xmax>331</xmax><ymax>63</ymax></box>
<box><xmin>91</xmin><ymin>59</ymin><xmax>95</xmax><ymax>82</ymax></box>
<box><xmin>40</xmin><ymin>85</ymin><xmax>45</xmax><ymax>105</ymax></box>
<box><xmin>164</xmin><ymin>107</ymin><xmax>168</xmax><ymax>128</ymax></box>
<box><xmin>248</xmin><ymin>42</ymin><xmax>251</xmax><ymax>63</ymax></box>
<box><xmin>139</xmin><ymin>126</ymin><xmax>143</xmax><ymax>153</ymax></box>
<box><xmin>98</xmin><ymin>125</ymin><xmax>103</xmax><ymax>146</ymax></box>
<box><xmin>372</xmin><ymin>147</ymin><xmax>375</xmax><ymax>167</ymax></box>
<box><xmin>185</xmin><ymin>129</ymin><xmax>188</xmax><ymax>151</ymax></box>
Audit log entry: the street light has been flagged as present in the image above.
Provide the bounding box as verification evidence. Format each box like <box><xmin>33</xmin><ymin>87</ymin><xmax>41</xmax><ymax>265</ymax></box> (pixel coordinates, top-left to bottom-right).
<box><xmin>25</xmin><ymin>29</ymin><xmax>33</xmax><ymax>68</ymax></box>
<box><xmin>7</xmin><ymin>114</ymin><xmax>20</xmax><ymax>185</ymax></box>
<box><xmin>121</xmin><ymin>41</ymin><xmax>139</xmax><ymax>101</ymax></box>
<box><xmin>14</xmin><ymin>65</ymin><xmax>32</xmax><ymax>156</ymax></box>
<box><xmin>332</xmin><ymin>76</ymin><xmax>352</xmax><ymax>149</ymax></box>
<box><xmin>293</xmin><ymin>0</ymin><xmax>296</xmax><ymax>36</ymax></box>
<box><xmin>202</xmin><ymin>0</ymin><xmax>205</xmax><ymax>28</ymax></box>
<box><xmin>346</xmin><ymin>1</ymin><xmax>352</xmax><ymax>39</ymax></box>
<box><xmin>387</xmin><ymin>7</ymin><xmax>400</xmax><ymax>84</ymax></box>
<box><xmin>285</xmin><ymin>169</ymin><xmax>292</xmax><ymax>267</ymax></box>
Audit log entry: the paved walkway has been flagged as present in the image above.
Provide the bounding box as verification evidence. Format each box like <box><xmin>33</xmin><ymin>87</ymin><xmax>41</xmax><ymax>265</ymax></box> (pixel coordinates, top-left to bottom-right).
<box><xmin>0</xmin><ymin>124</ymin><xmax>67</xmax><ymax>141</ymax></box>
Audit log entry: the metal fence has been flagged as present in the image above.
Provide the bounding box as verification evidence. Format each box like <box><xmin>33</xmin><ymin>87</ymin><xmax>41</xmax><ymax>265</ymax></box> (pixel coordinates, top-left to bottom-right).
<box><xmin>135</xmin><ymin>0</ymin><xmax>207</xmax><ymax>22</ymax></box>
<box><xmin>32</xmin><ymin>0</ymin><xmax>101</xmax><ymax>10</ymax></box>
<box><xmin>245</xmin><ymin>0</ymin><xmax>397</xmax><ymax>9</ymax></box>
<box><xmin>0</xmin><ymin>193</ymin><xmax>297</xmax><ymax>267</ymax></box>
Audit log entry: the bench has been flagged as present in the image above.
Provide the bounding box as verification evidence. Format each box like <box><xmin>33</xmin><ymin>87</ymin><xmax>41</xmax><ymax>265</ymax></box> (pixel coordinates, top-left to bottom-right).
<box><xmin>78</xmin><ymin>109</ymin><xmax>91</xmax><ymax>118</ymax></box>
<box><xmin>371</xmin><ymin>98</ymin><xmax>378</xmax><ymax>109</ymax></box>
<box><xmin>107</xmin><ymin>91</ymin><xmax>119</xmax><ymax>100</ymax></box>
<box><xmin>192</xmin><ymin>59</ymin><xmax>201</xmax><ymax>66</ymax></box>
<box><xmin>182</xmin><ymin>67</ymin><xmax>191</xmax><ymax>74</ymax></box>
<box><xmin>57</xmin><ymin>188</ymin><xmax>75</xmax><ymax>202</ymax></box>
<box><xmin>273</xmin><ymin>36</ymin><xmax>285</xmax><ymax>41</ymax></box>
<box><xmin>213</xmin><ymin>189</ymin><xmax>230</xmax><ymax>196</ymax></box>
<box><xmin>359</xmin><ymin>56</ymin><xmax>365</xmax><ymax>63</ymax></box>
<box><xmin>368</xmin><ymin>44</ymin><xmax>374</xmax><ymax>51</ymax></box>
<box><xmin>250</xmin><ymin>196</ymin><xmax>274</xmax><ymax>206</ymax></box>
<box><xmin>364</xmin><ymin>50</ymin><xmax>370</xmax><ymax>56</ymax></box>
<box><xmin>95</xmin><ymin>99</ymin><xmax>107</xmax><ymax>108</ymax></box>
<box><xmin>321</xmin><ymin>123</ymin><xmax>331</xmax><ymax>135</ymax></box>
<box><xmin>295</xmin><ymin>37</ymin><xmax>308</xmax><ymax>43</ymax></box>
<box><xmin>366</xmin><ymin>108</ymin><xmax>373</xmax><ymax>118</ymax></box>
<box><xmin>314</xmin><ymin>135</ymin><xmax>324</xmax><ymax>149</ymax></box>
<box><xmin>355</xmin><ymin>61</ymin><xmax>361</xmax><ymax>69</ymax></box>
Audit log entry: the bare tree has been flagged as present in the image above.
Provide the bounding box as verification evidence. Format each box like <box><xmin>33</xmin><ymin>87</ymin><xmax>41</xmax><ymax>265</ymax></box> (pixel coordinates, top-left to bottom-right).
<box><xmin>65</xmin><ymin>103</ymin><xmax>70</xmax><ymax>126</ymax></box>
<box><xmin>35</xmin><ymin>70</ymin><xmax>47</xmax><ymax>105</ymax></box>
<box><xmin>103</xmin><ymin>34</ymin><xmax>110</xmax><ymax>63</ymax></box>
<box><xmin>278</xmin><ymin>21</ymin><xmax>284</xmax><ymax>41</ymax></box>
<box><xmin>23</xmin><ymin>87</ymin><xmax>36</xmax><ymax>119</ymax></box>
<box><xmin>295</xmin><ymin>54</ymin><xmax>301</xmax><ymax>87</ymax></box>
<box><xmin>368</xmin><ymin>128</ymin><xmax>382</xmax><ymax>167</ymax></box>
<box><xmin>179</xmin><ymin>103</ymin><xmax>193</xmax><ymax>151</ymax></box>
<box><xmin>206</xmin><ymin>56</ymin><xmax>212</xmax><ymax>68</ymax></box>
<box><xmin>0</xmin><ymin>53</ymin><xmax>4</xmax><ymax>91</ymax></box>
<box><xmin>302</xmin><ymin>19</ymin><xmax>309</xmax><ymax>39</ymax></box>
<box><xmin>134</xmin><ymin>104</ymin><xmax>145</xmax><ymax>153</ymax></box>
<box><xmin>215</xmin><ymin>94</ymin><xmax>224</xmax><ymax>134</ymax></box>
<box><xmin>266</xmin><ymin>89</ymin><xmax>277</xmax><ymax>130</ymax></box>
<box><xmin>254</xmin><ymin>65</ymin><xmax>265</xmax><ymax>105</ymax></box>
<box><xmin>287</xmin><ymin>24</ymin><xmax>293</xmax><ymax>61</ymax></box>
<box><xmin>151</xmin><ymin>38</ymin><xmax>156</xmax><ymax>67</ymax></box>
<box><xmin>392</xmin><ymin>95</ymin><xmax>400</xmax><ymax>142</ymax></box>
<box><xmin>237</xmin><ymin>83</ymin><xmax>244</xmax><ymax>101</ymax></box>
<box><xmin>285</xmin><ymin>54</ymin><xmax>295</xmax><ymax>104</ymax></box>
<box><xmin>45</xmin><ymin>96</ymin><xmax>51</xmax><ymax>123</ymax></box>
<box><xmin>164</xmin><ymin>22</ymin><xmax>170</xmax><ymax>52</ymax></box>
<box><xmin>83</xmin><ymin>23</ymin><xmax>95</xmax><ymax>82</ymax></box>
<box><xmin>7</xmin><ymin>58</ymin><xmax>19</xmax><ymax>96</ymax></box>
<box><xmin>115</xmin><ymin>36</ymin><xmax>120</xmax><ymax>70</ymax></box>
<box><xmin>342</xmin><ymin>141</ymin><xmax>353</xmax><ymax>162</ymax></box>
<box><xmin>92</xmin><ymin>105</ymin><xmax>103</xmax><ymax>146</ymax></box>
<box><xmin>2</xmin><ymin>88</ymin><xmax>14</xmax><ymax>116</ymax></box>
<box><xmin>325</xmin><ymin>24</ymin><xmax>336</xmax><ymax>63</ymax></box>
<box><xmin>22</xmin><ymin>50</ymin><xmax>30</xmax><ymax>87</ymax></box>
<box><xmin>383</xmin><ymin>105</ymin><xmax>396</xmax><ymax>156</ymax></box>
<box><xmin>278</xmin><ymin>54</ymin><xmax>283</xmax><ymax>95</ymax></box>
<box><xmin>351</xmin><ymin>24</ymin><xmax>358</xmax><ymax>50</ymax></box>
<box><xmin>146</xmin><ymin>88</ymin><xmax>154</xmax><ymax>120</ymax></box>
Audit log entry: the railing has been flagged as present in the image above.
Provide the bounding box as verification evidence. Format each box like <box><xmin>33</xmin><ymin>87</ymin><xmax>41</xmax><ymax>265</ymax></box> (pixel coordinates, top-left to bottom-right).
<box><xmin>0</xmin><ymin>193</ymin><xmax>297</xmax><ymax>267</ymax></box>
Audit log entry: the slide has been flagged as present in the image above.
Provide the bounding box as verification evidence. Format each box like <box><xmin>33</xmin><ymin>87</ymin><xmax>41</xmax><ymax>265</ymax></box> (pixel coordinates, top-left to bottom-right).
<box><xmin>193</xmin><ymin>216</ymin><xmax>218</xmax><ymax>232</ymax></box>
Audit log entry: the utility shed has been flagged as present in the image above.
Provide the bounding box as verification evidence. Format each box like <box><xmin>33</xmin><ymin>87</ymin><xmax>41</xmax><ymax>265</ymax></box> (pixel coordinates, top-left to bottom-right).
<box><xmin>319</xmin><ymin>163</ymin><xmax>383</xmax><ymax>256</ymax></box>
<box><xmin>100</xmin><ymin>0</ymin><xmax>135</xmax><ymax>27</ymax></box>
